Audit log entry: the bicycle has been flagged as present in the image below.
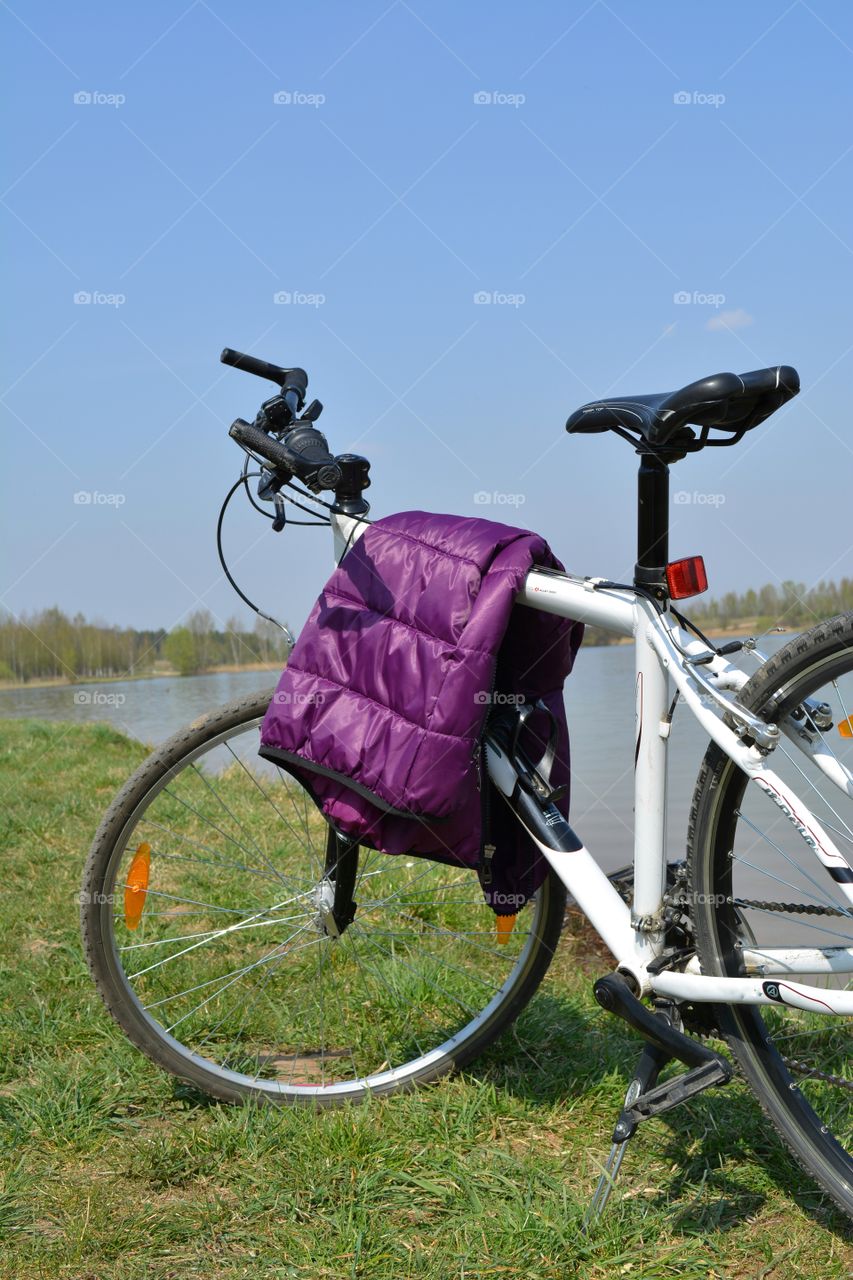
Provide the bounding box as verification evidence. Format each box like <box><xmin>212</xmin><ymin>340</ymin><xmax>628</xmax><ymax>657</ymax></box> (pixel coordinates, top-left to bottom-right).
<box><xmin>81</xmin><ymin>350</ymin><xmax>853</xmax><ymax>1222</ymax></box>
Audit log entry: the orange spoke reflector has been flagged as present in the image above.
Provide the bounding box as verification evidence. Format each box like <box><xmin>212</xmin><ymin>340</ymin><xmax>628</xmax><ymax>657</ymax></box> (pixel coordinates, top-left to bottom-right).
<box><xmin>839</xmin><ymin>716</ymin><xmax>853</xmax><ymax>739</ymax></box>
<box><xmin>124</xmin><ymin>842</ymin><xmax>151</xmax><ymax>931</ymax></box>
<box><xmin>495</xmin><ymin>914</ymin><xmax>517</xmax><ymax>944</ymax></box>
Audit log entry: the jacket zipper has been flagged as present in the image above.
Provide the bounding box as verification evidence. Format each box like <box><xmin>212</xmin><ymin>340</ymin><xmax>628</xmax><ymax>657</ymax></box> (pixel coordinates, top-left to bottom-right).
<box><xmin>476</xmin><ymin>659</ymin><xmax>498</xmax><ymax>893</ymax></box>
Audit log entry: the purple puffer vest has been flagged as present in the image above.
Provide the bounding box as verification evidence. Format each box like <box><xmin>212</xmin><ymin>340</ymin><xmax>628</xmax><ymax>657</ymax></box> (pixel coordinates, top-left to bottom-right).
<box><xmin>259</xmin><ymin>511</ymin><xmax>583</xmax><ymax>911</ymax></box>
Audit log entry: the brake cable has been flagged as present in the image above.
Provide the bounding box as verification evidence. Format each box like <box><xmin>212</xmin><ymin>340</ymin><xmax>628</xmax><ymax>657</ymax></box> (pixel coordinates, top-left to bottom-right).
<box><xmin>241</xmin><ymin>454</ymin><xmax>273</xmax><ymax>521</ymax></box>
<box><xmin>277</xmin><ymin>486</ymin><xmax>332</xmax><ymax>524</ymax></box>
<box><xmin>216</xmin><ymin>472</ymin><xmax>296</xmax><ymax>643</ymax></box>
<box><xmin>219</xmin><ymin>437</ymin><xmax>373</xmax><ymax>641</ymax></box>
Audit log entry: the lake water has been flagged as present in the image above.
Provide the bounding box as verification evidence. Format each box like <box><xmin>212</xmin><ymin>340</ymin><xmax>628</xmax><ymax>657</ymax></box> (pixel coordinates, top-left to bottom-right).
<box><xmin>0</xmin><ymin>636</ymin><xmax>791</xmax><ymax>875</ymax></box>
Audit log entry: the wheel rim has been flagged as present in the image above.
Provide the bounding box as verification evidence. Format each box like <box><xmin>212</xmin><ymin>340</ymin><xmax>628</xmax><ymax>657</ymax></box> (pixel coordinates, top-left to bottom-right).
<box><xmin>95</xmin><ymin>712</ymin><xmax>552</xmax><ymax>1099</ymax></box>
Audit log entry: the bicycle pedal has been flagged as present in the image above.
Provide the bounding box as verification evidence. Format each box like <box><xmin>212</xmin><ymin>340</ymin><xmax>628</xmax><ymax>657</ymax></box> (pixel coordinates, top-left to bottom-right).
<box><xmin>616</xmin><ymin>1057</ymin><xmax>731</xmax><ymax>1137</ymax></box>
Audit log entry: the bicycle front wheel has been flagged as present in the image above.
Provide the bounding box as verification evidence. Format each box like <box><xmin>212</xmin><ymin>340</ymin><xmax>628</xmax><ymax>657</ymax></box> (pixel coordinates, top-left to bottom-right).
<box><xmin>688</xmin><ymin>614</ymin><xmax>853</xmax><ymax>1220</ymax></box>
<box><xmin>81</xmin><ymin>690</ymin><xmax>566</xmax><ymax>1105</ymax></box>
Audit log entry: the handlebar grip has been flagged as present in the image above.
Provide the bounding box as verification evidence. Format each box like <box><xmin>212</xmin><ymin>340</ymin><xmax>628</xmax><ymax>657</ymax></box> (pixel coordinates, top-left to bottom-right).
<box><xmin>229</xmin><ymin>418</ymin><xmax>299</xmax><ymax>470</ymax></box>
<box><xmin>229</xmin><ymin>418</ymin><xmax>342</xmax><ymax>492</ymax></box>
<box><xmin>220</xmin><ymin>348</ymin><xmax>308</xmax><ymax>406</ymax></box>
<box><xmin>221</xmin><ymin>348</ymin><xmax>289</xmax><ymax>383</ymax></box>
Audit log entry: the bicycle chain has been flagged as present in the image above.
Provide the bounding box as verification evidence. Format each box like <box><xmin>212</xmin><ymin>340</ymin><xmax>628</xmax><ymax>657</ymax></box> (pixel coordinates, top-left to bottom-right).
<box><xmin>779</xmin><ymin>1058</ymin><xmax>853</xmax><ymax>1091</ymax></box>
<box><xmin>732</xmin><ymin>897</ymin><xmax>853</xmax><ymax>1088</ymax></box>
<box><xmin>733</xmin><ymin>897</ymin><xmax>851</xmax><ymax>919</ymax></box>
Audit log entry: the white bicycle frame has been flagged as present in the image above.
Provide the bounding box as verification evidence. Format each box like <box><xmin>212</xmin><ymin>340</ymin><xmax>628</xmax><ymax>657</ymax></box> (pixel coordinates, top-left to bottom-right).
<box><xmin>331</xmin><ymin>511</ymin><xmax>853</xmax><ymax>1018</ymax></box>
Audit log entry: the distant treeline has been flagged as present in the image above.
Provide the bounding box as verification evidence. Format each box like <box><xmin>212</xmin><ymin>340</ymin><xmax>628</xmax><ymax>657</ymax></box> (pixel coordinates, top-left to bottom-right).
<box><xmin>0</xmin><ymin>608</ymin><xmax>291</xmax><ymax>683</ymax></box>
<box><xmin>583</xmin><ymin>578</ymin><xmax>853</xmax><ymax>647</ymax></box>
<box><xmin>4</xmin><ymin>577</ymin><xmax>853</xmax><ymax>680</ymax></box>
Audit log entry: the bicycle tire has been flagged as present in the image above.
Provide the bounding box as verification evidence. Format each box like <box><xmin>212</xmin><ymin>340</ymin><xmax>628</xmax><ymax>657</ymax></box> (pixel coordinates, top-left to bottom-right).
<box><xmin>688</xmin><ymin>613</ymin><xmax>853</xmax><ymax>1220</ymax></box>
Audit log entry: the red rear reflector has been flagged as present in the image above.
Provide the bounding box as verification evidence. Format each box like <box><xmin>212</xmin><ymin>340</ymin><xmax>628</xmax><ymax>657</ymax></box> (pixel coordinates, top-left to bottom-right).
<box><xmin>666</xmin><ymin>556</ymin><xmax>708</xmax><ymax>600</ymax></box>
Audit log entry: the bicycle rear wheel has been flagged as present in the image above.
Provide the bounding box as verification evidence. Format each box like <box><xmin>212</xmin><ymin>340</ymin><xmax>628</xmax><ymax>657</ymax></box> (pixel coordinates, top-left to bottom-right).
<box><xmin>81</xmin><ymin>690</ymin><xmax>566</xmax><ymax>1105</ymax></box>
<box><xmin>688</xmin><ymin>615</ymin><xmax>853</xmax><ymax>1220</ymax></box>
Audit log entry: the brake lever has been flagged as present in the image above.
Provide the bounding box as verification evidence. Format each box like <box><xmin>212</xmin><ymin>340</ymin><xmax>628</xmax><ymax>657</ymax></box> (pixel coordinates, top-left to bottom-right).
<box><xmin>257</xmin><ymin>467</ymin><xmax>281</xmax><ymax>503</ymax></box>
<box><xmin>271</xmin><ymin>492</ymin><xmax>287</xmax><ymax>532</ymax></box>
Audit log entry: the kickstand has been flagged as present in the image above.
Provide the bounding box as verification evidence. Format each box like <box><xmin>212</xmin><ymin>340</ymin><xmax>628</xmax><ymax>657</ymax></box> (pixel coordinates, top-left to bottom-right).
<box><xmin>582</xmin><ymin>972</ymin><xmax>733</xmax><ymax>1228</ymax></box>
<box><xmin>583</xmin><ymin>1040</ymin><xmax>670</xmax><ymax>1229</ymax></box>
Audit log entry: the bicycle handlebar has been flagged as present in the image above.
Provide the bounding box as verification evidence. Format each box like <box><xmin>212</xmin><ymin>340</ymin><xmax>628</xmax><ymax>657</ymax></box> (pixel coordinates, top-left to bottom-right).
<box><xmin>222</xmin><ymin>345</ymin><xmax>363</xmax><ymax>494</ymax></box>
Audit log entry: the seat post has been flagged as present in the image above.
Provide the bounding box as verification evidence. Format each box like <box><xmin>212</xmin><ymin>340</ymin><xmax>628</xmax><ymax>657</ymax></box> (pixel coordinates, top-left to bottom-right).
<box><xmin>634</xmin><ymin>455</ymin><xmax>669</xmax><ymax>592</ymax></box>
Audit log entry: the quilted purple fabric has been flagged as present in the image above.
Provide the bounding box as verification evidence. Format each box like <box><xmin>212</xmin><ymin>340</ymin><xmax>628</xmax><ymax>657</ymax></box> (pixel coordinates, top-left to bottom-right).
<box><xmin>259</xmin><ymin>511</ymin><xmax>583</xmax><ymax>910</ymax></box>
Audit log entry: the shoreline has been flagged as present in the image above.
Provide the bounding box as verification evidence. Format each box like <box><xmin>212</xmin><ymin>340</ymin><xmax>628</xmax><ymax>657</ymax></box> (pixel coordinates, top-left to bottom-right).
<box><xmin>0</xmin><ymin>661</ymin><xmax>285</xmax><ymax>692</ymax></box>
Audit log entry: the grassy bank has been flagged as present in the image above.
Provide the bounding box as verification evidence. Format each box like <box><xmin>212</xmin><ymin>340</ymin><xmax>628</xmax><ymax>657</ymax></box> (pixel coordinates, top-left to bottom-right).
<box><xmin>0</xmin><ymin>718</ymin><xmax>850</xmax><ymax>1278</ymax></box>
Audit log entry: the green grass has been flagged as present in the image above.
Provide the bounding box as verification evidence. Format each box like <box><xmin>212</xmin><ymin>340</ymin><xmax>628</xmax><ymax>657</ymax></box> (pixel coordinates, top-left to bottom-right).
<box><xmin>0</xmin><ymin>717</ymin><xmax>851</xmax><ymax>1279</ymax></box>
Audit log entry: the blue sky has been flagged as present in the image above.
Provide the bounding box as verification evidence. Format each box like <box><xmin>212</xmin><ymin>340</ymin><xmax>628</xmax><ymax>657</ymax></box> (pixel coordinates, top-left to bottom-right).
<box><xmin>3</xmin><ymin>0</ymin><xmax>853</xmax><ymax>634</ymax></box>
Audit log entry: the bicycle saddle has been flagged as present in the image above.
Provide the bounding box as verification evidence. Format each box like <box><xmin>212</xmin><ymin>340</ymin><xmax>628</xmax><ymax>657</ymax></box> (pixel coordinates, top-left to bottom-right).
<box><xmin>566</xmin><ymin>365</ymin><xmax>799</xmax><ymax>457</ymax></box>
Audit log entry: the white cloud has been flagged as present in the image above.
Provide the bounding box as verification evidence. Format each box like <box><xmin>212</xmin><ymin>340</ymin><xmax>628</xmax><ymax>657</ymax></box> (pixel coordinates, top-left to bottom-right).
<box><xmin>706</xmin><ymin>308</ymin><xmax>754</xmax><ymax>332</ymax></box>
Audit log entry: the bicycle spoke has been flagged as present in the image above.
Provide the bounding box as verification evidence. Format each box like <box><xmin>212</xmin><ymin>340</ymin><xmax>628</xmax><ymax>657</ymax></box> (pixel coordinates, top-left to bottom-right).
<box><xmin>344</xmin><ymin>926</ymin><xmax>456</xmax><ymax>1045</ymax></box>
<box><xmin>346</xmin><ymin>925</ymin><xmax>482</xmax><ymax>1017</ymax></box>
<box><xmin>224</xmin><ymin>742</ymin><xmax>319</xmax><ymax>876</ymax></box>
<box><xmin>734</xmin><ymin>809</ymin><xmax>841</xmax><ymax>908</ymax></box>
<box><xmin>162</xmin><ymin>785</ymin><xmax>281</xmax><ymax>874</ymax></box>
<box><xmin>164</xmin><ymin>925</ymin><xmax>319</xmax><ymax>1035</ymax></box>
<box><xmin>127</xmin><ymin>895</ymin><xmax>310</xmax><ymax>979</ymax></box>
<box><xmin>118</xmin><ymin>887</ymin><xmax>255</xmax><ymax>915</ymax></box>
<box><xmin>119</xmin><ymin>911</ymin><xmax>312</xmax><ymax>952</ymax></box>
<box><xmin>189</xmin><ymin>763</ymin><xmax>298</xmax><ymax>894</ymax></box>
<box><xmin>195</xmin><ymin>927</ymin><xmax>324</xmax><ymax>1064</ymax></box>
<box><xmin>344</xmin><ymin>928</ymin><xmax>403</xmax><ymax>1068</ymax></box>
<box><xmin>138</xmin><ymin>817</ymin><xmax>288</xmax><ymax>884</ymax></box>
<box><xmin>776</xmin><ymin>742</ymin><xmax>853</xmax><ymax>845</ymax></box>
<box><xmin>361</xmin><ymin>924</ymin><xmax>503</xmax><ymax>992</ymax></box>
